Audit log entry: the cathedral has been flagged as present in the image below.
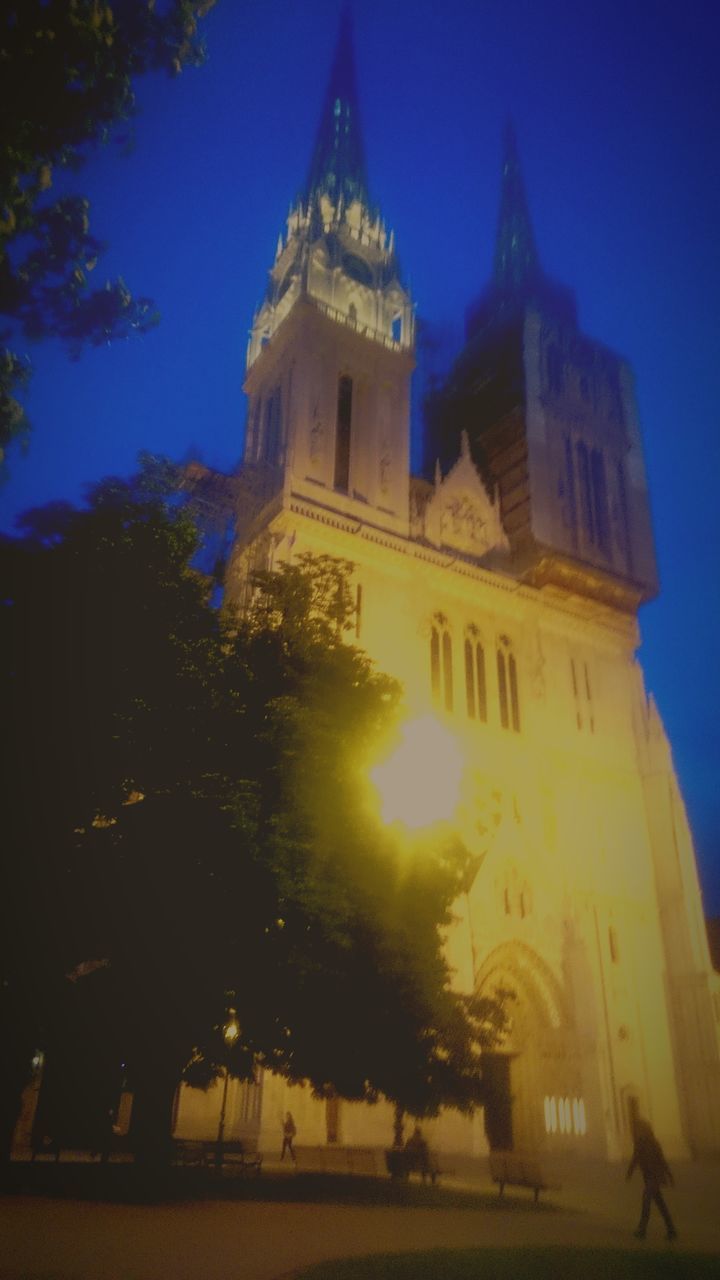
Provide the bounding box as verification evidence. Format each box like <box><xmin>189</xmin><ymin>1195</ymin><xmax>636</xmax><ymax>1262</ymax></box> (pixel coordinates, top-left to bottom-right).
<box><xmin>176</xmin><ymin>13</ymin><xmax>720</xmax><ymax>1162</ymax></box>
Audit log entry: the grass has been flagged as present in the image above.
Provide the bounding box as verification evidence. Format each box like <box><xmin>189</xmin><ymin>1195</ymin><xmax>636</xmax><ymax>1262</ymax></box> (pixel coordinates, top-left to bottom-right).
<box><xmin>292</xmin><ymin>1246</ymin><xmax>720</xmax><ymax>1279</ymax></box>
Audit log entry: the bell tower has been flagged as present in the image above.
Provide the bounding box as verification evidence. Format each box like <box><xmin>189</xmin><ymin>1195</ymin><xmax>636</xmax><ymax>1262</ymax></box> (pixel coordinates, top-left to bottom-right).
<box><xmin>242</xmin><ymin>9</ymin><xmax>414</xmax><ymax>538</ymax></box>
<box><xmin>426</xmin><ymin>123</ymin><xmax>658</xmax><ymax>611</ymax></box>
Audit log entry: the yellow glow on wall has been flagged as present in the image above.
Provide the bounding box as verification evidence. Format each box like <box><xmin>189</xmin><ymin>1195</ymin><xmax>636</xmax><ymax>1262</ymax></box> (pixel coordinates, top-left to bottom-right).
<box><xmin>369</xmin><ymin>714</ymin><xmax>464</xmax><ymax>829</ymax></box>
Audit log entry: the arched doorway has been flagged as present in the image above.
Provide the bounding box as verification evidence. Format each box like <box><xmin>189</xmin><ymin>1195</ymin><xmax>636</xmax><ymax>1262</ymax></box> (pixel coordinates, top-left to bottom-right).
<box><xmin>476</xmin><ymin>941</ymin><xmax>577</xmax><ymax>1152</ymax></box>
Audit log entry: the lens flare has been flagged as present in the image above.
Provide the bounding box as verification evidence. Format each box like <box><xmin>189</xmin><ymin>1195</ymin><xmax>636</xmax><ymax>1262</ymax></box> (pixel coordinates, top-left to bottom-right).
<box><xmin>369</xmin><ymin>715</ymin><xmax>464</xmax><ymax>829</ymax></box>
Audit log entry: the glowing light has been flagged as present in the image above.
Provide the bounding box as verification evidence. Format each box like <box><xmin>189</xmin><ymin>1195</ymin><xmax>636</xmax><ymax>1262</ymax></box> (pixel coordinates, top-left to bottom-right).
<box><xmin>369</xmin><ymin>715</ymin><xmax>464</xmax><ymax>829</ymax></box>
<box><xmin>223</xmin><ymin>1011</ymin><xmax>240</xmax><ymax>1045</ymax></box>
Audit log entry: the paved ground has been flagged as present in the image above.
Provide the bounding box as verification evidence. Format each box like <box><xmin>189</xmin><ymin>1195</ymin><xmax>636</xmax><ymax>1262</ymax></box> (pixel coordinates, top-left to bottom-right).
<box><xmin>2</xmin><ymin>1157</ymin><xmax>719</xmax><ymax>1280</ymax></box>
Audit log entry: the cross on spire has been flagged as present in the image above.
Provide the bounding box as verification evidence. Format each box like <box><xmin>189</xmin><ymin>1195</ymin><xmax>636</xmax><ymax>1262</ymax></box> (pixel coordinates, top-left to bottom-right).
<box><xmin>303</xmin><ymin>6</ymin><xmax>371</xmax><ymax>210</ymax></box>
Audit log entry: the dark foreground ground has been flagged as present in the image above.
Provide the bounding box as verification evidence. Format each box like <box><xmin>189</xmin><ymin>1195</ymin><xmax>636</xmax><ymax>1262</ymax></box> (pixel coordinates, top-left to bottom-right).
<box><xmin>2</xmin><ymin>1156</ymin><xmax>719</xmax><ymax>1280</ymax></box>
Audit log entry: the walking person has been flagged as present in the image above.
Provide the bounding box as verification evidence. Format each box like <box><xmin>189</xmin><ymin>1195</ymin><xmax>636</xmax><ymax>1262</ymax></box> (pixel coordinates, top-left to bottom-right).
<box><xmin>627</xmin><ymin>1117</ymin><xmax>677</xmax><ymax>1241</ymax></box>
<box><xmin>281</xmin><ymin>1111</ymin><xmax>297</xmax><ymax>1163</ymax></box>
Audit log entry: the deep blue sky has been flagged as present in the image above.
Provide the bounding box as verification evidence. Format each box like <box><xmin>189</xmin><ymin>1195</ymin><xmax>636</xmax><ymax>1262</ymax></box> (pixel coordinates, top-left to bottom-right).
<box><xmin>2</xmin><ymin>0</ymin><xmax>719</xmax><ymax>914</ymax></box>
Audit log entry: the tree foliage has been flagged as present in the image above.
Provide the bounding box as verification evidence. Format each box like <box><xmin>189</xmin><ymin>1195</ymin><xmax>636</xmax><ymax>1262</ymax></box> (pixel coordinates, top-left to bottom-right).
<box><xmin>1</xmin><ymin>462</ymin><xmax>506</xmax><ymax>1163</ymax></box>
<box><xmin>0</xmin><ymin>1</ymin><xmax>215</xmax><ymax>464</ymax></box>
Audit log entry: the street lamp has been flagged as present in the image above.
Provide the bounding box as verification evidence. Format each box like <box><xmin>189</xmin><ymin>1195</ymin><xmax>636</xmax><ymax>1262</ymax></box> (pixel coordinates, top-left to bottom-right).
<box><xmin>368</xmin><ymin>714</ymin><xmax>464</xmax><ymax>829</ymax></box>
<box><xmin>215</xmin><ymin>1010</ymin><xmax>240</xmax><ymax>1168</ymax></box>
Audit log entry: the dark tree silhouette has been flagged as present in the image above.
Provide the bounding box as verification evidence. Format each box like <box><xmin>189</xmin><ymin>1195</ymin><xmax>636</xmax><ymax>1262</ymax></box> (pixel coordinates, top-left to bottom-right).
<box><xmin>1</xmin><ymin>463</ymin><xmax>506</xmax><ymax>1166</ymax></box>
<box><xmin>0</xmin><ymin>1</ymin><xmax>215</xmax><ymax>465</ymax></box>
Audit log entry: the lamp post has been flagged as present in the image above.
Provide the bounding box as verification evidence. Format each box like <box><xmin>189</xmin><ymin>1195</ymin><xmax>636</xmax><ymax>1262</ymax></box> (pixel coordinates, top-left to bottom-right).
<box><xmin>215</xmin><ymin>1010</ymin><xmax>240</xmax><ymax>1168</ymax></box>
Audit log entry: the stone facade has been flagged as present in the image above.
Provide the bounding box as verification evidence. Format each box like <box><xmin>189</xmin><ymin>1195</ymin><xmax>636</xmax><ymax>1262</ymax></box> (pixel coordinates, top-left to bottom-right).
<box><xmin>175</xmin><ymin>19</ymin><xmax>720</xmax><ymax>1163</ymax></box>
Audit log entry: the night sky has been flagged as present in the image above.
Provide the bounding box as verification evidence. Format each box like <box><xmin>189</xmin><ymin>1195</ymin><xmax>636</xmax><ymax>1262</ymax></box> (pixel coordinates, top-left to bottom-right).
<box><xmin>1</xmin><ymin>0</ymin><xmax>718</xmax><ymax>914</ymax></box>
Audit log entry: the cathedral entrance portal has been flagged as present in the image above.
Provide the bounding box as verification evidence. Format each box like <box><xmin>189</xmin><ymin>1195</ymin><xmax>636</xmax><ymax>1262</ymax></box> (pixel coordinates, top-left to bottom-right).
<box><xmin>476</xmin><ymin>941</ymin><xmax>577</xmax><ymax>1152</ymax></box>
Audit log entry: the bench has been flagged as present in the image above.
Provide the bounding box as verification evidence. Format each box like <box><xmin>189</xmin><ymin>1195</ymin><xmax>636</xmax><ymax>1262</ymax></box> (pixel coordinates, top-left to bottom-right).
<box><xmin>385</xmin><ymin>1147</ymin><xmax>441</xmax><ymax>1184</ymax></box>
<box><xmin>173</xmin><ymin>1138</ymin><xmax>211</xmax><ymax>1168</ymax></box>
<box><xmin>218</xmin><ymin>1138</ymin><xmax>262</xmax><ymax>1175</ymax></box>
<box><xmin>173</xmin><ymin>1138</ymin><xmax>262</xmax><ymax>1174</ymax></box>
<box><xmin>488</xmin><ymin>1150</ymin><xmax>560</xmax><ymax>1203</ymax></box>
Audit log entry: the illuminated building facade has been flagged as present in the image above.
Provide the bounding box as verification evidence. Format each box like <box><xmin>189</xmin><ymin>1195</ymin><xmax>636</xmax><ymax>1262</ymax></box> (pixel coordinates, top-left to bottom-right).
<box><xmin>176</xmin><ymin>14</ymin><xmax>720</xmax><ymax>1160</ymax></box>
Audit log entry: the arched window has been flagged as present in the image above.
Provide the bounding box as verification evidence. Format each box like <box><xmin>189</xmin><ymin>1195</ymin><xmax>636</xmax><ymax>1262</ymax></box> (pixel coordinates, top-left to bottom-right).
<box><xmin>430</xmin><ymin>616</ymin><xmax>453</xmax><ymax>713</ymax></box>
<box><xmin>570</xmin><ymin>656</ymin><xmax>595</xmax><ymax>733</ymax></box>
<box><xmin>497</xmin><ymin>637</ymin><xmax>520</xmax><ymax>732</ymax></box>
<box><xmin>509</xmin><ymin>653</ymin><xmax>520</xmax><ymax>731</ymax></box>
<box><xmin>616</xmin><ymin>460</ymin><xmax>634</xmax><ymax>575</ymax></box>
<box><xmin>262</xmin><ymin>386</ymin><xmax>282</xmax><ymax>464</ymax></box>
<box><xmin>247</xmin><ymin>397</ymin><xmax>262</xmax><ymax>462</ymax></box>
<box><xmin>563</xmin><ymin>434</ymin><xmax>578</xmax><ymax>548</ymax></box>
<box><xmin>334</xmin><ymin>374</ymin><xmax>353</xmax><ymax>491</ymax></box>
<box><xmin>591</xmin><ymin>447</ymin><xmax>611</xmax><ymax>558</ymax></box>
<box><xmin>576</xmin><ymin>441</ymin><xmax>595</xmax><ymax>545</ymax></box>
<box><xmin>464</xmin><ymin>632</ymin><xmax>487</xmax><ymax>721</ymax></box>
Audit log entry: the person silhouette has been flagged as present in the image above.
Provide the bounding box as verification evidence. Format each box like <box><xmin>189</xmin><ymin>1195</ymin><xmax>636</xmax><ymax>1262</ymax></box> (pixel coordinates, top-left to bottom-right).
<box><xmin>626</xmin><ymin>1117</ymin><xmax>677</xmax><ymax>1241</ymax></box>
<box><xmin>281</xmin><ymin>1111</ymin><xmax>297</xmax><ymax>1163</ymax></box>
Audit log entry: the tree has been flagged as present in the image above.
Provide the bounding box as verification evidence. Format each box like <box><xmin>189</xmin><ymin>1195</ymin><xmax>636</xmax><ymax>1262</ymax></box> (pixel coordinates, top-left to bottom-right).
<box><xmin>1</xmin><ymin>456</ymin><xmax>223</xmax><ymax>1160</ymax></box>
<box><xmin>0</xmin><ymin>1</ymin><xmax>216</xmax><ymax>465</ymax></box>
<box><xmin>230</xmin><ymin>562</ymin><xmax>507</xmax><ymax>1129</ymax></box>
<box><xmin>1</xmin><ymin>466</ymin><xmax>506</xmax><ymax>1166</ymax></box>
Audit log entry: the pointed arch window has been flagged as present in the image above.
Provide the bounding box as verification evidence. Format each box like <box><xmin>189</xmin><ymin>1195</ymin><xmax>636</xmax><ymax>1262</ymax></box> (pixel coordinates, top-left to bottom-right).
<box><xmin>563</xmin><ymin>434</ymin><xmax>578</xmax><ymax>549</ymax></box>
<box><xmin>464</xmin><ymin>629</ymin><xmax>487</xmax><ymax>722</ymax></box>
<box><xmin>616</xmin><ymin>460</ymin><xmax>634</xmax><ymax>575</ymax></box>
<box><xmin>576</xmin><ymin>441</ymin><xmax>595</xmax><ymax>545</ymax></box>
<box><xmin>334</xmin><ymin>374</ymin><xmax>353</xmax><ymax>491</ymax></box>
<box><xmin>497</xmin><ymin>636</ymin><xmax>520</xmax><ymax>732</ymax></box>
<box><xmin>591</xmin><ymin>448</ymin><xmax>611</xmax><ymax>558</ymax></box>
<box><xmin>430</xmin><ymin>615</ymin><xmax>453</xmax><ymax>713</ymax></box>
<box><xmin>261</xmin><ymin>386</ymin><xmax>282</xmax><ymax>465</ymax></box>
<box><xmin>247</xmin><ymin>397</ymin><xmax>262</xmax><ymax>462</ymax></box>
<box><xmin>570</xmin><ymin>656</ymin><xmax>595</xmax><ymax>733</ymax></box>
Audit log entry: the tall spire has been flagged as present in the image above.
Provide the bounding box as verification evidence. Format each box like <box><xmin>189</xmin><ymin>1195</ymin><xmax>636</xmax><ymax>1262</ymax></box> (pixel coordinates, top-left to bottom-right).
<box><xmin>492</xmin><ymin>120</ymin><xmax>541</xmax><ymax>292</ymax></box>
<box><xmin>464</xmin><ymin>122</ymin><xmax>576</xmax><ymax>342</ymax></box>
<box><xmin>303</xmin><ymin>6</ymin><xmax>371</xmax><ymax>210</ymax></box>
